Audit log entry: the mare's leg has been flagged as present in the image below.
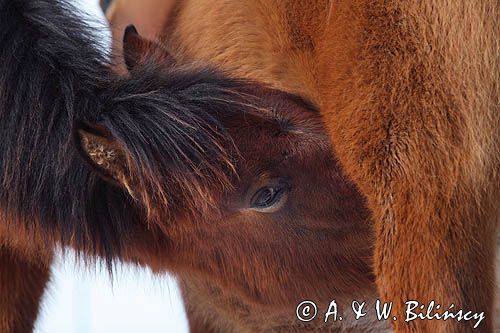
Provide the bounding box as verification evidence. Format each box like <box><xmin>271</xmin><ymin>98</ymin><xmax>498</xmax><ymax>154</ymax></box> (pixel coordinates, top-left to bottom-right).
<box><xmin>317</xmin><ymin>1</ymin><xmax>499</xmax><ymax>331</ymax></box>
<box><xmin>0</xmin><ymin>245</ymin><xmax>52</xmax><ymax>333</ymax></box>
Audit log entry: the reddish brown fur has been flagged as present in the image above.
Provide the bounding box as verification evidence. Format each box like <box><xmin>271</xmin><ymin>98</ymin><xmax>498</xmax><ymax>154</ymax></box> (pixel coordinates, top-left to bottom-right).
<box><xmin>107</xmin><ymin>0</ymin><xmax>500</xmax><ymax>332</ymax></box>
<box><xmin>0</xmin><ymin>241</ymin><xmax>51</xmax><ymax>333</ymax></box>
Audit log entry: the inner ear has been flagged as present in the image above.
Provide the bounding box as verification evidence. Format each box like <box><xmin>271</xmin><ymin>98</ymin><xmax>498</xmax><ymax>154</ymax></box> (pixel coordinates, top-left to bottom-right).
<box><xmin>123</xmin><ymin>24</ymin><xmax>176</xmax><ymax>71</ymax></box>
<box><xmin>74</xmin><ymin>122</ymin><xmax>135</xmax><ymax>196</ymax></box>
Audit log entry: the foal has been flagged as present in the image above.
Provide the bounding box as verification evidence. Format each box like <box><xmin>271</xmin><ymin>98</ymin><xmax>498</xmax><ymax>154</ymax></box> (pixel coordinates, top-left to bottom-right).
<box><xmin>1</xmin><ymin>0</ymin><xmax>380</xmax><ymax>332</ymax></box>
<box><xmin>76</xmin><ymin>27</ymin><xmax>386</xmax><ymax>332</ymax></box>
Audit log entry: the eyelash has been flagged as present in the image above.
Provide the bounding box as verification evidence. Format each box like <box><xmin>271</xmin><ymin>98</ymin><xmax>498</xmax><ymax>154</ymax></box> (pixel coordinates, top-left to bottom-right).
<box><xmin>251</xmin><ymin>186</ymin><xmax>284</xmax><ymax>208</ymax></box>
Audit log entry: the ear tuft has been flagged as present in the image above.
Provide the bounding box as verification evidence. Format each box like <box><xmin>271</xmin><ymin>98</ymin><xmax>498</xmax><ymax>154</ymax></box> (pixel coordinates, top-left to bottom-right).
<box><xmin>80</xmin><ymin>131</ymin><xmax>120</xmax><ymax>174</ymax></box>
<box><xmin>76</xmin><ymin>125</ymin><xmax>136</xmax><ymax>199</ymax></box>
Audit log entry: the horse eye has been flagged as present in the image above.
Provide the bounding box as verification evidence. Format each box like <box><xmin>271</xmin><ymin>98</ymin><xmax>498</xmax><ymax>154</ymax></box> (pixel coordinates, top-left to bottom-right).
<box><xmin>249</xmin><ymin>184</ymin><xmax>288</xmax><ymax>213</ymax></box>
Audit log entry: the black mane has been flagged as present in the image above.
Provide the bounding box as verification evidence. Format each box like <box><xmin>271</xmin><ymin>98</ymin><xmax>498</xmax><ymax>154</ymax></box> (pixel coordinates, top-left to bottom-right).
<box><xmin>0</xmin><ymin>0</ymin><xmax>132</xmax><ymax>260</ymax></box>
<box><xmin>0</xmin><ymin>0</ymin><xmax>255</xmax><ymax>262</ymax></box>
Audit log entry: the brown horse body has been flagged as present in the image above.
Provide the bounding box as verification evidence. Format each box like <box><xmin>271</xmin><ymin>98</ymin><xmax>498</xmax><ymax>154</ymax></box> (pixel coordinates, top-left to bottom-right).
<box><xmin>106</xmin><ymin>0</ymin><xmax>500</xmax><ymax>332</ymax></box>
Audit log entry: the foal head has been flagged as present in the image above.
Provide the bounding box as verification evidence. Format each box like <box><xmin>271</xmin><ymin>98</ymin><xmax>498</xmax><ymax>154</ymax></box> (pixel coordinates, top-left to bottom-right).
<box><xmin>75</xmin><ymin>27</ymin><xmax>374</xmax><ymax>307</ymax></box>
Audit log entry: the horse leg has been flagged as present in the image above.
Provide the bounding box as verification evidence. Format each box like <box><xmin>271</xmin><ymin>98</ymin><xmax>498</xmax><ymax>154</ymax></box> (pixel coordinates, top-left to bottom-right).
<box><xmin>0</xmin><ymin>245</ymin><xmax>52</xmax><ymax>333</ymax></box>
<box><xmin>317</xmin><ymin>1</ymin><xmax>499</xmax><ymax>331</ymax></box>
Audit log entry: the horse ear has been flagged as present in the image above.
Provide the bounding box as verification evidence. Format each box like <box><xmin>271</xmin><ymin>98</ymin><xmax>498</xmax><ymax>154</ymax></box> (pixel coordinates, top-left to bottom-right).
<box><xmin>123</xmin><ymin>24</ymin><xmax>175</xmax><ymax>71</ymax></box>
<box><xmin>75</xmin><ymin>122</ymin><xmax>137</xmax><ymax>198</ymax></box>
